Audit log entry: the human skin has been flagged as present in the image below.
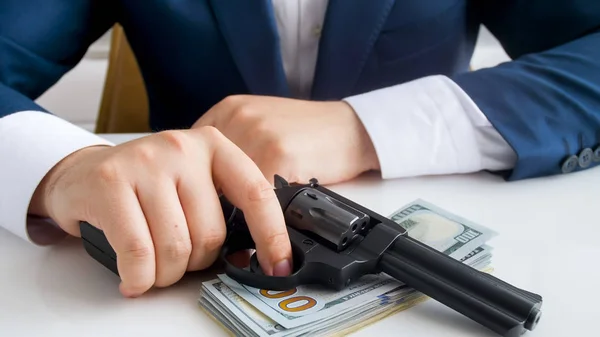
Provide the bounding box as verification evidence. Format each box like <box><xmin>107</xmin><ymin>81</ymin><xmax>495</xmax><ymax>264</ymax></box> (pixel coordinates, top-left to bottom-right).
<box><xmin>29</xmin><ymin>127</ymin><xmax>293</xmax><ymax>297</ymax></box>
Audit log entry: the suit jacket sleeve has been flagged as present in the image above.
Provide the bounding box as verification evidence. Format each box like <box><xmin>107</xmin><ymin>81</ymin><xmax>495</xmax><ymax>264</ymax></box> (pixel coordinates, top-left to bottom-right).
<box><xmin>452</xmin><ymin>0</ymin><xmax>600</xmax><ymax>180</ymax></box>
<box><xmin>0</xmin><ymin>1</ymin><xmax>116</xmax><ymax>244</ymax></box>
<box><xmin>0</xmin><ymin>0</ymin><xmax>116</xmax><ymax>117</ymax></box>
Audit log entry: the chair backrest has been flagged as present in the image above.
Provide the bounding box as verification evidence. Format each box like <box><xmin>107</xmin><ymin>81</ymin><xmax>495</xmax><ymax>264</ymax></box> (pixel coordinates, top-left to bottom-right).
<box><xmin>95</xmin><ymin>24</ymin><xmax>150</xmax><ymax>133</ymax></box>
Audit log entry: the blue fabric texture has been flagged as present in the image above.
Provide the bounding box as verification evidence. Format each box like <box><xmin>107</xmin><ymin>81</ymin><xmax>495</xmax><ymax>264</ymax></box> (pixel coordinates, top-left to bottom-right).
<box><xmin>1</xmin><ymin>0</ymin><xmax>599</xmax><ymax>180</ymax></box>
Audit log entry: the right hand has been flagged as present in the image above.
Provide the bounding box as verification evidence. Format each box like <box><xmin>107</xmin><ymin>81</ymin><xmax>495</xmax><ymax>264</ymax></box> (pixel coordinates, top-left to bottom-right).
<box><xmin>28</xmin><ymin>127</ymin><xmax>293</xmax><ymax>297</ymax></box>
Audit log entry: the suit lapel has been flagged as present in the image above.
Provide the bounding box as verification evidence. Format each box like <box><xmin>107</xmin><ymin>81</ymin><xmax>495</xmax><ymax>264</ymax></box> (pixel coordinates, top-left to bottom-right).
<box><xmin>311</xmin><ymin>0</ymin><xmax>396</xmax><ymax>100</ymax></box>
<box><xmin>209</xmin><ymin>0</ymin><xmax>290</xmax><ymax>97</ymax></box>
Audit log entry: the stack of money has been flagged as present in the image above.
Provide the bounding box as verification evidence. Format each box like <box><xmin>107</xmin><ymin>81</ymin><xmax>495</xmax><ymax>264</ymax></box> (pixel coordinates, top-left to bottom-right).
<box><xmin>199</xmin><ymin>199</ymin><xmax>497</xmax><ymax>337</ymax></box>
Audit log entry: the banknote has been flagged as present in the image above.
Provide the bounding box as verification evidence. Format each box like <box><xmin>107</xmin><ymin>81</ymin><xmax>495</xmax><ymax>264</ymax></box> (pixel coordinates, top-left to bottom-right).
<box><xmin>461</xmin><ymin>244</ymin><xmax>492</xmax><ymax>270</ymax></box>
<box><xmin>199</xmin><ymin>199</ymin><xmax>497</xmax><ymax>336</ymax></box>
<box><xmin>199</xmin><ymin>254</ymin><xmax>492</xmax><ymax>337</ymax></box>
<box><xmin>199</xmin><ymin>279</ymin><xmax>283</xmax><ymax>337</ymax></box>
<box><xmin>217</xmin><ymin>273</ymin><xmax>401</xmax><ymax>329</ymax></box>
<box><xmin>212</xmin><ymin>200</ymin><xmax>495</xmax><ymax>329</ymax></box>
<box><xmin>200</xmin><ymin>278</ymin><xmax>421</xmax><ymax>337</ymax></box>
<box><xmin>389</xmin><ymin>199</ymin><xmax>497</xmax><ymax>259</ymax></box>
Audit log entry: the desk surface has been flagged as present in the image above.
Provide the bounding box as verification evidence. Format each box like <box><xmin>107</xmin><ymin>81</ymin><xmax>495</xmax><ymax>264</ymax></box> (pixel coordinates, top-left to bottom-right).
<box><xmin>1</xmin><ymin>133</ymin><xmax>597</xmax><ymax>337</ymax></box>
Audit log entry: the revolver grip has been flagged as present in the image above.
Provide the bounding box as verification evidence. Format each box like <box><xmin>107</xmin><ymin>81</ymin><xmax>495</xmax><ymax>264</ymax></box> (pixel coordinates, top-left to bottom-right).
<box><xmin>80</xmin><ymin>221</ymin><xmax>118</xmax><ymax>275</ymax></box>
<box><xmin>379</xmin><ymin>235</ymin><xmax>542</xmax><ymax>337</ymax></box>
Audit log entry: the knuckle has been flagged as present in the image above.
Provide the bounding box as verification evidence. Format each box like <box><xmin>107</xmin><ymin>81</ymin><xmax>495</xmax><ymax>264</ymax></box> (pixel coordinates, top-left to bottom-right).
<box><xmin>158</xmin><ymin>130</ymin><xmax>189</xmax><ymax>153</ymax></box>
<box><xmin>133</xmin><ymin>144</ymin><xmax>157</xmax><ymax>163</ymax></box>
<box><xmin>94</xmin><ymin>160</ymin><xmax>122</xmax><ymax>183</ymax></box>
<box><xmin>198</xmin><ymin>232</ymin><xmax>226</xmax><ymax>253</ymax></box>
<box><xmin>253</xmin><ymin>138</ymin><xmax>298</xmax><ymax>183</ymax></box>
<box><xmin>221</xmin><ymin>94</ymin><xmax>244</xmax><ymax>106</ymax></box>
<box><xmin>244</xmin><ymin>178</ymin><xmax>276</xmax><ymax>202</ymax></box>
<box><xmin>198</xmin><ymin>125</ymin><xmax>224</xmax><ymax>141</ymax></box>
<box><xmin>232</xmin><ymin>104</ymin><xmax>256</xmax><ymax>123</ymax></box>
<box><xmin>160</xmin><ymin>239</ymin><xmax>193</xmax><ymax>261</ymax></box>
<box><xmin>261</xmin><ymin>137</ymin><xmax>290</xmax><ymax>171</ymax></box>
<box><xmin>265</xmin><ymin>136</ymin><xmax>288</xmax><ymax>159</ymax></box>
<box><xmin>123</xmin><ymin>239</ymin><xmax>154</xmax><ymax>260</ymax></box>
<box><xmin>252</xmin><ymin>118</ymin><xmax>272</xmax><ymax>135</ymax></box>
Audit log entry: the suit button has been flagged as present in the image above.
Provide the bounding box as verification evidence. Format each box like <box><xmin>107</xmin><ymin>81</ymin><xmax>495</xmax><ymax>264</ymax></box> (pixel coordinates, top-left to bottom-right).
<box><xmin>594</xmin><ymin>146</ymin><xmax>600</xmax><ymax>162</ymax></box>
<box><xmin>578</xmin><ymin>148</ymin><xmax>594</xmax><ymax>168</ymax></box>
<box><xmin>561</xmin><ymin>155</ymin><xmax>579</xmax><ymax>173</ymax></box>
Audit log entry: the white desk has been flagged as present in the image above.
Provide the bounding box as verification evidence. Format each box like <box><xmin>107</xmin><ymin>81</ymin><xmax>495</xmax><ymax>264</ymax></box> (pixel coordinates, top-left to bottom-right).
<box><xmin>1</xmin><ymin>133</ymin><xmax>597</xmax><ymax>337</ymax></box>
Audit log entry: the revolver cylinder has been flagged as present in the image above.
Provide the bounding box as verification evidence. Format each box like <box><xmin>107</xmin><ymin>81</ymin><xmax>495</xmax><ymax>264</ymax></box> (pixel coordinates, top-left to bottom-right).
<box><xmin>283</xmin><ymin>188</ymin><xmax>370</xmax><ymax>251</ymax></box>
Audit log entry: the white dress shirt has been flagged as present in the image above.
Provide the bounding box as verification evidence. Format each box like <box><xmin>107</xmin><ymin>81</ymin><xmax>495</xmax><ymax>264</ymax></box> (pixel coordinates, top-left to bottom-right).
<box><xmin>0</xmin><ymin>0</ymin><xmax>516</xmax><ymax>245</ymax></box>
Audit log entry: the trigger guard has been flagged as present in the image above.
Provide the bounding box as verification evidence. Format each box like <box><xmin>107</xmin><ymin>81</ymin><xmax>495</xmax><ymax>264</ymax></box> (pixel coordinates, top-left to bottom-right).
<box><xmin>249</xmin><ymin>253</ymin><xmax>263</xmax><ymax>275</ymax></box>
<box><xmin>220</xmin><ymin>238</ymin><xmax>307</xmax><ymax>291</ymax></box>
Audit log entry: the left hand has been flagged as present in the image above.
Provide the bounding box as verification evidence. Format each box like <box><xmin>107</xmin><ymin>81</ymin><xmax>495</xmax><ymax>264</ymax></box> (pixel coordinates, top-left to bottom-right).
<box><xmin>192</xmin><ymin>95</ymin><xmax>380</xmax><ymax>185</ymax></box>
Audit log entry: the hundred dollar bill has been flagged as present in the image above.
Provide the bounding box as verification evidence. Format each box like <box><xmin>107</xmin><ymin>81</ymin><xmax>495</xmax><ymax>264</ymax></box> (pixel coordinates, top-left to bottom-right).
<box><xmin>199</xmin><ymin>279</ymin><xmax>283</xmax><ymax>337</ymax></box>
<box><xmin>217</xmin><ymin>273</ymin><xmax>401</xmax><ymax>329</ymax></box>
<box><xmin>200</xmin><ymin>278</ymin><xmax>421</xmax><ymax>337</ymax></box>
<box><xmin>200</xmin><ymin>199</ymin><xmax>497</xmax><ymax>335</ymax></box>
<box><xmin>461</xmin><ymin>244</ymin><xmax>493</xmax><ymax>270</ymax></box>
<box><xmin>199</xmin><ymin>255</ymin><xmax>492</xmax><ymax>337</ymax></box>
<box><xmin>389</xmin><ymin>199</ymin><xmax>497</xmax><ymax>259</ymax></box>
<box><xmin>216</xmin><ymin>199</ymin><xmax>496</xmax><ymax>328</ymax></box>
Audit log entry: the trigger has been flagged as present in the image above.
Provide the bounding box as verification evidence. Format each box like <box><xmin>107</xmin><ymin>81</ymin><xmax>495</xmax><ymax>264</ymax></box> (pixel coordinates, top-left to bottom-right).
<box><xmin>249</xmin><ymin>252</ymin><xmax>265</xmax><ymax>275</ymax></box>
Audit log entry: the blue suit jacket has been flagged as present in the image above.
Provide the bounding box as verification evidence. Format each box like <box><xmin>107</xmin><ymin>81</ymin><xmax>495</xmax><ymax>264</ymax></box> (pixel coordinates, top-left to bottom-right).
<box><xmin>1</xmin><ymin>0</ymin><xmax>600</xmax><ymax>181</ymax></box>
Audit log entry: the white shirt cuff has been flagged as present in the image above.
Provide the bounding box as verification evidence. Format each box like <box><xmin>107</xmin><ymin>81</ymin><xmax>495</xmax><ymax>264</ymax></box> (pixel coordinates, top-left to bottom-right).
<box><xmin>0</xmin><ymin>111</ymin><xmax>114</xmax><ymax>245</ymax></box>
<box><xmin>343</xmin><ymin>75</ymin><xmax>517</xmax><ymax>179</ymax></box>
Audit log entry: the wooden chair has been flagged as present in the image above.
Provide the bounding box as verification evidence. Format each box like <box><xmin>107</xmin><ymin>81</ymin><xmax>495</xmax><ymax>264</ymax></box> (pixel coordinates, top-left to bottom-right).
<box><xmin>95</xmin><ymin>24</ymin><xmax>150</xmax><ymax>133</ymax></box>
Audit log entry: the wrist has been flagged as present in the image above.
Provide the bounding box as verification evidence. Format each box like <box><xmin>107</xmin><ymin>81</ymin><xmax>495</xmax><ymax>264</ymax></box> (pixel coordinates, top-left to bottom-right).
<box><xmin>28</xmin><ymin>145</ymin><xmax>110</xmax><ymax>219</ymax></box>
<box><xmin>336</xmin><ymin>101</ymin><xmax>380</xmax><ymax>172</ymax></box>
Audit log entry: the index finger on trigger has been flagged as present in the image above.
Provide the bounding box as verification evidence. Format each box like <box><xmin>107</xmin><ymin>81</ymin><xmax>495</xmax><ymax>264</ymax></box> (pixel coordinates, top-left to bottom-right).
<box><xmin>205</xmin><ymin>128</ymin><xmax>292</xmax><ymax>277</ymax></box>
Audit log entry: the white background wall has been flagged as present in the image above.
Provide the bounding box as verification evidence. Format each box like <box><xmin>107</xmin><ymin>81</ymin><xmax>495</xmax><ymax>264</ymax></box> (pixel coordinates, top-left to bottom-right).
<box><xmin>34</xmin><ymin>26</ymin><xmax>510</xmax><ymax>132</ymax></box>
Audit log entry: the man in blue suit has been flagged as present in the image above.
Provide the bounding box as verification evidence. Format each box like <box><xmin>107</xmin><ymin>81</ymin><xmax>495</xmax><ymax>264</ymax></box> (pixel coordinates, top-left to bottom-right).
<box><xmin>1</xmin><ymin>1</ymin><xmax>599</xmax><ymax>297</ymax></box>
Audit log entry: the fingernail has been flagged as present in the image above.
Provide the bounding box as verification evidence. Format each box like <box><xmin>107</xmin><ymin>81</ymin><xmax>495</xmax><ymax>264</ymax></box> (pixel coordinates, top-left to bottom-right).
<box><xmin>273</xmin><ymin>259</ymin><xmax>291</xmax><ymax>276</ymax></box>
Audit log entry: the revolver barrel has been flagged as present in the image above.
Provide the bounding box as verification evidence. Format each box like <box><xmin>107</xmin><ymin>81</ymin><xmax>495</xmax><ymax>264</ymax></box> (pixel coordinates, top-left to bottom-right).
<box><xmin>379</xmin><ymin>235</ymin><xmax>542</xmax><ymax>337</ymax></box>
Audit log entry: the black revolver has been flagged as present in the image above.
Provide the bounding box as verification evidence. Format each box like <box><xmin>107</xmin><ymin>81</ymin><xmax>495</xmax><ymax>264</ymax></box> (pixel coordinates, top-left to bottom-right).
<box><xmin>79</xmin><ymin>175</ymin><xmax>543</xmax><ymax>337</ymax></box>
